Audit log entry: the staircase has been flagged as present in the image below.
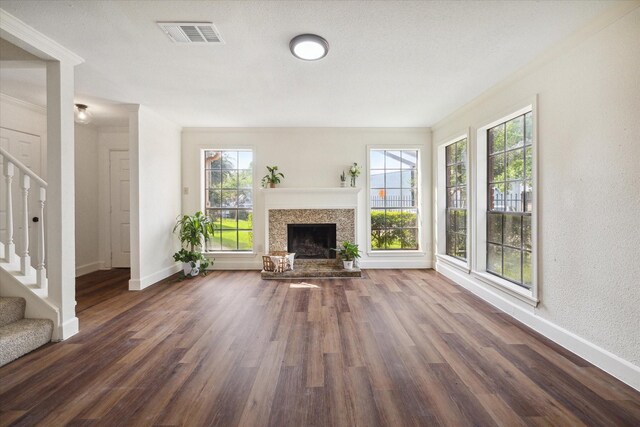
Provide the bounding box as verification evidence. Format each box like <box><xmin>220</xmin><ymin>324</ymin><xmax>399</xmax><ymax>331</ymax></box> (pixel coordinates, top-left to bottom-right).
<box><xmin>1</xmin><ymin>147</ymin><xmax>60</xmax><ymax>348</ymax></box>
<box><xmin>0</xmin><ymin>297</ymin><xmax>53</xmax><ymax>366</ymax></box>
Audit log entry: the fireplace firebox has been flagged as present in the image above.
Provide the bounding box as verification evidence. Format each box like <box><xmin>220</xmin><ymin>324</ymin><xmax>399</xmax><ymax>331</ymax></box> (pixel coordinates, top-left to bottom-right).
<box><xmin>287</xmin><ymin>224</ymin><xmax>337</xmax><ymax>259</ymax></box>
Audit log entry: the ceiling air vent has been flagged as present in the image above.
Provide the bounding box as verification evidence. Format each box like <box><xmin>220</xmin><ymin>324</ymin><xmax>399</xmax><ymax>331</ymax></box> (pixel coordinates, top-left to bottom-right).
<box><xmin>157</xmin><ymin>22</ymin><xmax>224</xmax><ymax>44</ymax></box>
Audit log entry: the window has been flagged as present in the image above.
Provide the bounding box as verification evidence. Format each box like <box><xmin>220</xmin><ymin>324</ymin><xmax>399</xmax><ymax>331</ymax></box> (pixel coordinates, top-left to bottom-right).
<box><xmin>445</xmin><ymin>138</ymin><xmax>468</xmax><ymax>260</ymax></box>
<box><xmin>203</xmin><ymin>150</ymin><xmax>253</xmax><ymax>251</ymax></box>
<box><xmin>369</xmin><ymin>149</ymin><xmax>419</xmax><ymax>251</ymax></box>
<box><xmin>486</xmin><ymin>112</ymin><xmax>533</xmax><ymax>288</ymax></box>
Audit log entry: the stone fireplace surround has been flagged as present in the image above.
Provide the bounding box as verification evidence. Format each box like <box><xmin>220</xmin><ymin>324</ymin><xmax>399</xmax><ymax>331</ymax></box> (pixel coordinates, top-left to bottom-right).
<box><xmin>268</xmin><ymin>209</ymin><xmax>354</xmax><ymax>254</ymax></box>
<box><xmin>262</xmin><ymin>187</ymin><xmax>360</xmax><ymax>257</ymax></box>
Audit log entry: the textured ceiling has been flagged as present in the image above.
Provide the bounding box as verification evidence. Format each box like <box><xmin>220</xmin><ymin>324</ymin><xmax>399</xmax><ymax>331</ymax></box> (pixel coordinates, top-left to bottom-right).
<box><xmin>0</xmin><ymin>1</ymin><xmax>616</xmax><ymax>127</ymax></box>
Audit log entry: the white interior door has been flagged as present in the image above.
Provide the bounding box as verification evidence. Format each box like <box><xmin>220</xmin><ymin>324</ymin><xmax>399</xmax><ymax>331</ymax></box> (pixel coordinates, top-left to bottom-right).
<box><xmin>109</xmin><ymin>150</ymin><xmax>130</xmax><ymax>268</ymax></box>
<box><xmin>0</xmin><ymin>127</ymin><xmax>42</xmax><ymax>261</ymax></box>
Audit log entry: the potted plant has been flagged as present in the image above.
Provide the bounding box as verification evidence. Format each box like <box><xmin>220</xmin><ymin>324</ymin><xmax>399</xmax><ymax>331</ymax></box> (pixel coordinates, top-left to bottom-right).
<box><xmin>339</xmin><ymin>171</ymin><xmax>347</xmax><ymax>187</ymax></box>
<box><xmin>332</xmin><ymin>240</ymin><xmax>361</xmax><ymax>270</ymax></box>
<box><xmin>173</xmin><ymin>211</ymin><xmax>215</xmax><ymax>277</ymax></box>
<box><xmin>261</xmin><ymin>165</ymin><xmax>285</xmax><ymax>188</ymax></box>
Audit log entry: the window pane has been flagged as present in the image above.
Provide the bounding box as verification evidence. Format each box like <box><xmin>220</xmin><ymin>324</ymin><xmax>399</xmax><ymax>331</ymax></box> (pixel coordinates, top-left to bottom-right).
<box><xmin>488</xmin><ymin>124</ymin><xmax>505</xmax><ymax>154</ymax></box>
<box><xmin>237</xmin><ymin>210</ymin><xmax>252</xmax><ymax>228</ymax></box>
<box><xmin>401</xmin><ymin>150</ymin><xmax>418</xmax><ymax>169</ymax></box>
<box><xmin>386</xmin><ymin>209</ymin><xmax>403</xmax><ymax>228</ymax></box>
<box><xmin>506</xmin><ymin>149</ymin><xmax>524</xmax><ymax>181</ymax></box>
<box><xmin>447</xmin><ymin>165</ymin><xmax>456</xmax><ymax>187</ymax></box>
<box><xmin>447</xmin><ymin>210</ymin><xmax>456</xmax><ymax>233</ymax></box>
<box><xmin>370</xmin><ymin>172</ymin><xmax>385</xmax><ymax>190</ymax></box>
<box><xmin>525</xmin><ymin>112</ymin><xmax>533</xmax><ymax>146</ymax></box>
<box><xmin>220</xmin><ymin>210</ymin><xmax>237</xmax><ymax>228</ymax></box>
<box><xmin>208</xmin><ymin>210</ymin><xmax>223</xmax><ymax>230</ymax></box>
<box><xmin>523</xmin><ymin>215</ymin><xmax>532</xmax><ymax>251</ymax></box>
<box><xmin>456</xmin><ymin>140</ymin><xmax>467</xmax><ymax>164</ymax></box>
<box><xmin>456</xmin><ymin>164</ymin><xmax>466</xmax><ymax>186</ymax></box>
<box><xmin>503</xmin><ymin>247</ymin><xmax>522</xmax><ymax>283</ymax></box>
<box><xmin>455</xmin><ymin>233</ymin><xmax>466</xmax><ymax>259</ymax></box>
<box><xmin>384</xmin><ymin>170</ymin><xmax>402</xmax><ymax>188</ymax></box>
<box><xmin>446</xmin><ymin>232</ymin><xmax>455</xmax><ymax>257</ymax></box>
<box><xmin>401</xmin><ymin>189</ymin><xmax>416</xmax><ymax>207</ymax></box>
<box><xmin>221</xmin><ymin>190</ymin><xmax>237</xmax><ymax>207</ymax></box>
<box><xmin>237</xmin><ymin>231</ymin><xmax>253</xmax><ymax>251</ymax></box>
<box><xmin>525</xmin><ymin>146</ymin><xmax>533</xmax><ymax>180</ymax></box>
<box><xmin>221</xmin><ymin>171</ymin><xmax>238</xmax><ymax>189</ymax></box>
<box><xmin>238</xmin><ymin>151</ymin><xmax>253</xmax><ymax>169</ymax></box>
<box><xmin>370</xmin><ymin>189</ymin><xmax>385</xmax><ymax>208</ymax></box>
<box><xmin>504</xmin><ymin>214</ymin><xmax>522</xmax><ymax>248</ymax></box>
<box><xmin>402</xmin><ymin>170</ymin><xmax>416</xmax><ymax>188</ymax></box>
<box><xmin>487</xmin><ymin>213</ymin><xmax>502</xmax><ymax>244</ymax></box>
<box><xmin>371</xmin><ymin>209</ymin><xmax>385</xmax><ymax>229</ymax></box>
<box><xmin>208</xmin><ymin>190</ymin><xmax>222</xmax><ymax>208</ymax></box>
<box><xmin>238</xmin><ymin>170</ymin><xmax>252</xmax><ymax>188</ymax></box>
<box><xmin>506</xmin><ymin>116</ymin><xmax>524</xmax><ymax>149</ymax></box>
<box><xmin>487</xmin><ymin>243</ymin><xmax>503</xmax><ymax>275</ymax></box>
<box><xmin>221</xmin><ymin>151</ymin><xmax>237</xmax><ymax>169</ymax></box>
<box><xmin>489</xmin><ymin>183</ymin><xmax>505</xmax><ymax>211</ymax></box>
<box><xmin>403</xmin><ymin>209</ymin><xmax>418</xmax><ymax>227</ymax></box>
<box><xmin>386</xmin><ymin>151</ymin><xmax>401</xmax><ymax>169</ymax></box>
<box><xmin>370</xmin><ymin>150</ymin><xmax>385</xmax><ymax>169</ymax></box>
<box><xmin>400</xmin><ymin>228</ymin><xmax>418</xmax><ymax>249</ymax></box>
<box><xmin>505</xmin><ymin>182</ymin><xmax>523</xmax><ymax>212</ymax></box>
<box><xmin>524</xmin><ymin>180</ymin><xmax>533</xmax><ymax>212</ymax></box>
<box><xmin>207</xmin><ymin>169</ymin><xmax>223</xmax><ymax>188</ymax></box>
<box><xmin>207</xmin><ymin>235</ymin><xmax>222</xmax><ymax>251</ymax></box>
<box><xmin>238</xmin><ymin>190</ymin><xmax>253</xmax><ymax>208</ymax></box>
<box><xmin>446</xmin><ymin>144</ymin><xmax>455</xmax><ymax>166</ymax></box>
<box><xmin>489</xmin><ymin>153</ymin><xmax>505</xmax><ymax>183</ymax></box>
<box><xmin>221</xmin><ymin>230</ymin><xmax>238</xmax><ymax>250</ymax></box>
<box><xmin>456</xmin><ymin>210</ymin><xmax>467</xmax><ymax>234</ymax></box>
<box><xmin>523</xmin><ymin>251</ymin><xmax>532</xmax><ymax>287</ymax></box>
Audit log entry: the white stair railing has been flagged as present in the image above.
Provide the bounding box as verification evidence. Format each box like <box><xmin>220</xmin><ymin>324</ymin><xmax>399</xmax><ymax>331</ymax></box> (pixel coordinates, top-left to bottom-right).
<box><xmin>0</xmin><ymin>147</ymin><xmax>47</xmax><ymax>291</ymax></box>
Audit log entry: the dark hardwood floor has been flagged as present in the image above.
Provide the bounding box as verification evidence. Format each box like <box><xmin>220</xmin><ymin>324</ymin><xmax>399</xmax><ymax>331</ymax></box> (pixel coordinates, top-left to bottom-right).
<box><xmin>1</xmin><ymin>268</ymin><xmax>638</xmax><ymax>426</ymax></box>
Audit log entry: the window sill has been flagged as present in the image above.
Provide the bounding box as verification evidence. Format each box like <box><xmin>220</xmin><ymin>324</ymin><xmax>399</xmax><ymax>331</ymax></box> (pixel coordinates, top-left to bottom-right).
<box><xmin>203</xmin><ymin>251</ymin><xmax>256</xmax><ymax>258</ymax></box>
<box><xmin>471</xmin><ymin>271</ymin><xmax>538</xmax><ymax>306</ymax></box>
<box><xmin>367</xmin><ymin>250</ymin><xmax>426</xmax><ymax>257</ymax></box>
<box><xmin>435</xmin><ymin>254</ymin><xmax>470</xmax><ymax>273</ymax></box>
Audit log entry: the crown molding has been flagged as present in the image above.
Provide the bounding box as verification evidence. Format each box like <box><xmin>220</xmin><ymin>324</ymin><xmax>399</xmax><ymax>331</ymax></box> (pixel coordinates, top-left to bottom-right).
<box><xmin>0</xmin><ymin>9</ymin><xmax>84</xmax><ymax>65</ymax></box>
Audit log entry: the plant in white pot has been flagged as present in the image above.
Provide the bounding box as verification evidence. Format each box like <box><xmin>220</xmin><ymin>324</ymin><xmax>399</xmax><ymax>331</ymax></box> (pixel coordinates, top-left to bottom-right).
<box><xmin>332</xmin><ymin>240</ymin><xmax>361</xmax><ymax>270</ymax></box>
<box><xmin>173</xmin><ymin>211</ymin><xmax>214</xmax><ymax>277</ymax></box>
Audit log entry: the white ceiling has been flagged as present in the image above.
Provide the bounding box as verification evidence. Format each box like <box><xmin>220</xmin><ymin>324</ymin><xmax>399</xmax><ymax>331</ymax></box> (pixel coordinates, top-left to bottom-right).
<box><xmin>0</xmin><ymin>1</ymin><xmax>616</xmax><ymax>127</ymax></box>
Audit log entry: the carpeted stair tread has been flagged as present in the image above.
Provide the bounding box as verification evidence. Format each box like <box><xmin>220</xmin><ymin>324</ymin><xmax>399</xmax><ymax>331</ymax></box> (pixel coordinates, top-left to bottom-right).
<box><xmin>0</xmin><ymin>318</ymin><xmax>53</xmax><ymax>367</ymax></box>
<box><xmin>0</xmin><ymin>297</ymin><xmax>26</xmax><ymax>328</ymax></box>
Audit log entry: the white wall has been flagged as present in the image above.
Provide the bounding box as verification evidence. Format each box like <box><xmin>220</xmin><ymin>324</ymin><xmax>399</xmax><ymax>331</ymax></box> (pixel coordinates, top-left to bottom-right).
<box><xmin>74</xmin><ymin>124</ymin><xmax>99</xmax><ymax>276</ymax></box>
<box><xmin>129</xmin><ymin>106</ymin><xmax>181</xmax><ymax>290</ymax></box>
<box><xmin>182</xmin><ymin>128</ymin><xmax>432</xmax><ymax>270</ymax></box>
<box><xmin>432</xmin><ymin>6</ymin><xmax>640</xmax><ymax>388</ymax></box>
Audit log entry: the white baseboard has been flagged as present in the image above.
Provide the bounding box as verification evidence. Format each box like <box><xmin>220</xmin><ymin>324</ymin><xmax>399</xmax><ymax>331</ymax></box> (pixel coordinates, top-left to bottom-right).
<box><xmin>436</xmin><ymin>261</ymin><xmax>640</xmax><ymax>392</ymax></box>
<box><xmin>129</xmin><ymin>263</ymin><xmax>181</xmax><ymax>291</ymax></box>
<box><xmin>359</xmin><ymin>259</ymin><xmax>432</xmax><ymax>269</ymax></box>
<box><xmin>75</xmin><ymin>261</ymin><xmax>102</xmax><ymax>277</ymax></box>
<box><xmin>55</xmin><ymin>316</ymin><xmax>79</xmax><ymax>341</ymax></box>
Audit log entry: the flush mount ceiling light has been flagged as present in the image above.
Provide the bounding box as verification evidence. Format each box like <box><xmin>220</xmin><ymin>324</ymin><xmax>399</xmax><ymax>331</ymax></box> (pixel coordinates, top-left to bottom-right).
<box><xmin>74</xmin><ymin>104</ymin><xmax>92</xmax><ymax>124</ymax></box>
<box><xmin>290</xmin><ymin>34</ymin><xmax>329</xmax><ymax>61</ymax></box>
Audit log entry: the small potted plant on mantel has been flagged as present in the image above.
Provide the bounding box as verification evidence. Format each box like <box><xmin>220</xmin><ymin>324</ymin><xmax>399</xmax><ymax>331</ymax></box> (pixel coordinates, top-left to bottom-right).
<box><xmin>332</xmin><ymin>240</ymin><xmax>361</xmax><ymax>270</ymax></box>
<box><xmin>173</xmin><ymin>211</ymin><xmax>214</xmax><ymax>278</ymax></box>
<box><xmin>261</xmin><ymin>165</ymin><xmax>285</xmax><ymax>188</ymax></box>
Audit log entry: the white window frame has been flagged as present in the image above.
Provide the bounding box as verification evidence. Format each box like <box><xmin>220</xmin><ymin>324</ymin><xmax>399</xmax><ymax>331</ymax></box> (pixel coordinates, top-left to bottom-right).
<box><xmin>472</xmin><ymin>101</ymin><xmax>538</xmax><ymax>305</ymax></box>
<box><xmin>436</xmin><ymin>133</ymin><xmax>471</xmax><ymax>273</ymax></box>
<box><xmin>200</xmin><ymin>148</ymin><xmax>256</xmax><ymax>253</ymax></box>
<box><xmin>366</xmin><ymin>145</ymin><xmax>425</xmax><ymax>256</ymax></box>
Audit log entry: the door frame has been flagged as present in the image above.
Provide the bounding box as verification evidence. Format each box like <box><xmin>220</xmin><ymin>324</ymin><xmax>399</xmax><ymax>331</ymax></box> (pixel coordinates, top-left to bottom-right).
<box><xmin>97</xmin><ymin>128</ymin><xmax>129</xmax><ymax>269</ymax></box>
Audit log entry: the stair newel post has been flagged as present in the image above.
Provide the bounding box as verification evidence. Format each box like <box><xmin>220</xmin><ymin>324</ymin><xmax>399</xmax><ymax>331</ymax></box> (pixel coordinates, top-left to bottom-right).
<box><xmin>3</xmin><ymin>158</ymin><xmax>15</xmax><ymax>263</ymax></box>
<box><xmin>20</xmin><ymin>173</ymin><xmax>31</xmax><ymax>275</ymax></box>
<box><xmin>36</xmin><ymin>186</ymin><xmax>47</xmax><ymax>290</ymax></box>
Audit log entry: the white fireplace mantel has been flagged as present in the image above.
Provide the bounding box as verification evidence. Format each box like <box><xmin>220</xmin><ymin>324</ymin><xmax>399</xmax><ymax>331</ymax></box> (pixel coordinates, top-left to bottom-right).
<box><xmin>261</xmin><ymin>187</ymin><xmax>361</xmax><ymax>210</ymax></box>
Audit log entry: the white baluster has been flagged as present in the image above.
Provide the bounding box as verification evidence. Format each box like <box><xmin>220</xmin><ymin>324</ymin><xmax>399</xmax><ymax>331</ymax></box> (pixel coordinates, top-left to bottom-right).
<box><xmin>20</xmin><ymin>173</ymin><xmax>31</xmax><ymax>275</ymax></box>
<box><xmin>3</xmin><ymin>158</ymin><xmax>15</xmax><ymax>263</ymax></box>
<box><xmin>36</xmin><ymin>186</ymin><xmax>47</xmax><ymax>289</ymax></box>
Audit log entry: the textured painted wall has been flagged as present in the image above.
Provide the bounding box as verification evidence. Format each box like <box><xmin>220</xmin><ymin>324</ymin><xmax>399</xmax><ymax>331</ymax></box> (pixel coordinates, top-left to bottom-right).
<box><xmin>432</xmin><ymin>8</ymin><xmax>640</xmax><ymax>366</ymax></box>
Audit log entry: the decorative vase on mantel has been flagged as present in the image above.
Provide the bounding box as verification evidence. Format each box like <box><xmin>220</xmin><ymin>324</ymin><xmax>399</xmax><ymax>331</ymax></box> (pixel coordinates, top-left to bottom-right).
<box><xmin>350</xmin><ymin>176</ymin><xmax>356</xmax><ymax>187</ymax></box>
